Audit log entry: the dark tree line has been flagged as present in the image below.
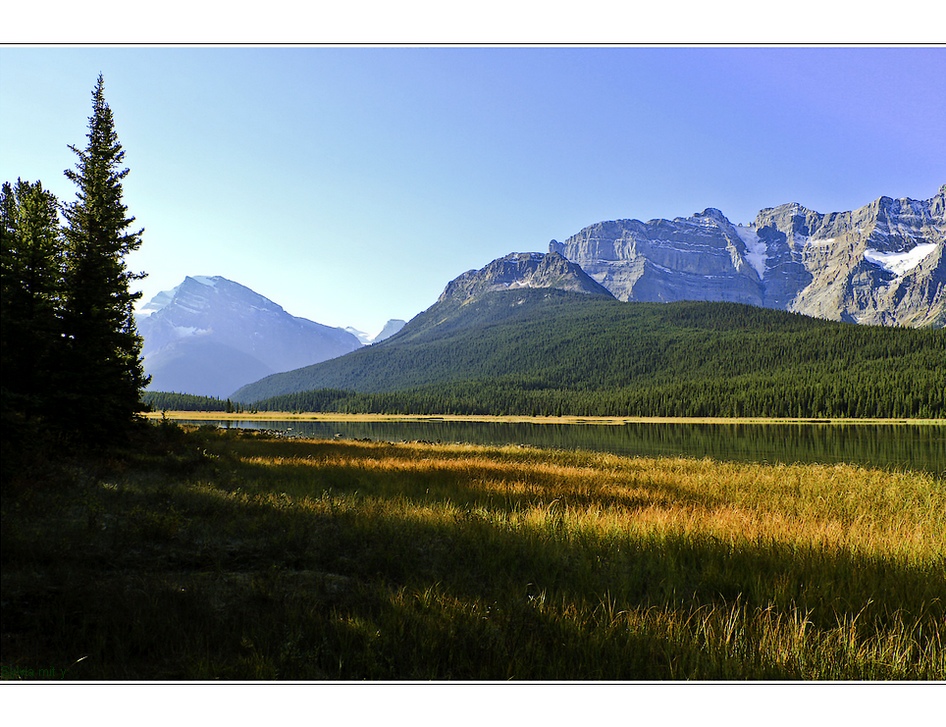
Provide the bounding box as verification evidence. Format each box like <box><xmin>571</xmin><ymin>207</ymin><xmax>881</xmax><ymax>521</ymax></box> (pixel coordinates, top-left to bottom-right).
<box><xmin>142</xmin><ymin>391</ymin><xmax>247</xmax><ymax>413</ymax></box>
<box><xmin>1</xmin><ymin>75</ymin><xmax>148</xmax><ymax>460</ymax></box>
<box><xmin>253</xmin><ymin>372</ymin><xmax>945</xmax><ymax>419</ymax></box>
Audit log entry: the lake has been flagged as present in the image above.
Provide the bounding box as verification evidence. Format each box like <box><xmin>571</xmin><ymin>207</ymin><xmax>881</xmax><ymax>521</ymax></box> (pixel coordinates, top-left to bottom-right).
<box><xmin>177</xmin><ymin>418</ymin><xmax>946</xmax><ymax>476</ymax></box>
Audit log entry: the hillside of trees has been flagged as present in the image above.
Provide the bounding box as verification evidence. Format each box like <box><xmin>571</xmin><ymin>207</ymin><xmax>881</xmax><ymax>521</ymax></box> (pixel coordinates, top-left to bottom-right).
<box><xmin>239</xmin><ymin>292</ymin><xmax>945</xmax><ymax>419</ymax></box>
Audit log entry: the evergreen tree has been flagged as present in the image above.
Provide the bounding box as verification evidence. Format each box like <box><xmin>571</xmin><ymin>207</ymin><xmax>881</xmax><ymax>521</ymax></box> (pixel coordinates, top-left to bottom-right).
<box><xmin>0</xmin><ymin>179</ymin><xmax>65</xmax><ymax>419</ymax></box>
<box><xmin>60</xmin><ymin>74</ymin><xmax>149</xmax><ymax>438</ymax></box>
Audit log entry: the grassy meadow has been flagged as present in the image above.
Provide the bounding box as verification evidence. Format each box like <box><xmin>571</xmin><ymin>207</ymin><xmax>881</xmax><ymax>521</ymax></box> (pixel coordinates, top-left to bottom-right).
<box><xmin>2</xmin><ymin>422</ymin><xmax>944</xmax><ymax>680</ymax></box>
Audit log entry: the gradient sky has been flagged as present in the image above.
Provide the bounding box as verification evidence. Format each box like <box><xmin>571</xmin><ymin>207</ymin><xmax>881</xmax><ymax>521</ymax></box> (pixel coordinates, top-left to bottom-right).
<box><xmin>2</xmin><ymin>46</ymin><xmax>944</xmax><ymax>335</ymax></box>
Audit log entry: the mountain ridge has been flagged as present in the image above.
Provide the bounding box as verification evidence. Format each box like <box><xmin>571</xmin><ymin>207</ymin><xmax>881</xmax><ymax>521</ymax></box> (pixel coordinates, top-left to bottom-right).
<box><xmin>550</xmin><ymin>185</ymin><xmax>945</xmax><ymax>327</ymax></box>
<box><xmin>150</xmin><ymin>185</ymin><xmax>945</xmax><ymax>403</ymax></box>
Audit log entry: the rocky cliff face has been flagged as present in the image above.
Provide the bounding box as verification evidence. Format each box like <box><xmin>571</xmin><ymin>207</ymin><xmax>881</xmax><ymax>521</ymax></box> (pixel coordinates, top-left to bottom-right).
<box><xmin>439</xmin><ymin>251</ymin><xmax>614</xmax><ymax>305</ymax></box>
<box><xmin>137</xmin><ymin>276</ymin><xmax>362</xmax><ymax>397</ymax></box>
<box><xmin>550</xmin><ymin>209</ymin><xmax>765</xmax><ymax>306</ymax></box>
<box><xmin>550</xmin><ymin>185</ymin><xmax>945</xmax><ymax>327</ymax></box>
<box><xmin>754</xmin><ymin>189</ymin><xmax>945</xmax><ymax>326</ymax></box>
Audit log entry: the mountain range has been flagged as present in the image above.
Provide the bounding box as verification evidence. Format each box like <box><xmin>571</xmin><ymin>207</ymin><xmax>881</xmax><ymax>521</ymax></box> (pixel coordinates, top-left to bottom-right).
<box><xmin>143</xmin><ymin>186</ymin><xmax>944</xmax><ymax>403</ymax></box>
<box><xmin>137</xmin><ymin>276</ymin><xmax>401</xmax><ymax>398</ymax></box>
<box><xmin>550</xmin><ymin>185</ymin><xmax>945</xmax><ymax>327</ymax></box>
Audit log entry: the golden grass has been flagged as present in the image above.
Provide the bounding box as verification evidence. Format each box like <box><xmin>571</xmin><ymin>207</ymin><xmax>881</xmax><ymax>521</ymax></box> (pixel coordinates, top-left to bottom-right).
<box><xmin>3</xmin><ymin>428</ymin><xmax>943</xmax><ymax>679</ymax></box>
<box><xmin>232</xmin><ymin>438</ymin><xmax>945</xmax><ymax>560</ymax></box>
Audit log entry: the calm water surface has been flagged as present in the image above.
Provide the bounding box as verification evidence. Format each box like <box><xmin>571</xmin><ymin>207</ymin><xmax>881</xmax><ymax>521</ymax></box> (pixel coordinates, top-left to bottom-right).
<box><xmin>179</xmin><ymin>419</ymin><xmax>946</xmax><ymax>475</ymax></box>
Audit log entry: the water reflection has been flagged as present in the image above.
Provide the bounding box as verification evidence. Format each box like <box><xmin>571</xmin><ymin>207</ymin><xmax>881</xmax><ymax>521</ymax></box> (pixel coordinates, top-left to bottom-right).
<box><xmin>181</xmin><ymin>419</ymin><xmax>945</xmax><ymax>475</ymax></box>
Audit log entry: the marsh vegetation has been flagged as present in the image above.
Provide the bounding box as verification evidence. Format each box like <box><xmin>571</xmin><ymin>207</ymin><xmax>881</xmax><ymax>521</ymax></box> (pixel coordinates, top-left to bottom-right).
<box><xmin>2</xmin><ymin>424</ymin><xmax>943</xmax><ymax>680</ymax></box>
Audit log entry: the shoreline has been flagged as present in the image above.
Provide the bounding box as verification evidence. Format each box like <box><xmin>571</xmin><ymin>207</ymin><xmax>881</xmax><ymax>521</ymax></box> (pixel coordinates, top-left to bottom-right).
<box><xmin>143</xmin><ymin>411</ymin><xmax>946</xmax><ymax>426</ymax></box>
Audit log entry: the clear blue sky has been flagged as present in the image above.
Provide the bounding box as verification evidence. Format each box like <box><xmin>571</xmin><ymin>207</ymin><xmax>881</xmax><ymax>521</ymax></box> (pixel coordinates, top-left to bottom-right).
<box><xmin>2</xmin><ymin>46</ymin><xmax>944</xmax><ymax>334</ymax></box>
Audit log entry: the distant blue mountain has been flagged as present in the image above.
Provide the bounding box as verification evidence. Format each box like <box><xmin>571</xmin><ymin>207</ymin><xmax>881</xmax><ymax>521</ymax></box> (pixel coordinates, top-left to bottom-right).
<box><xmin>137</xmin><ymin>276</ymin><xmax>362</xmax><ymax>398</ymax></box>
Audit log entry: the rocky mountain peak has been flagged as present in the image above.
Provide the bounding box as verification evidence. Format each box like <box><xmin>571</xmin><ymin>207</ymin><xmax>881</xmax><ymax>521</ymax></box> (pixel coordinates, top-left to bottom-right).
<box><xmin>140</xmin><ymin>275</ymin><xmax>286</xmax><ymax>323</ymax></box>
<box><xmin>438</xmin><ymin>251</ymin><xmax>614</xmax><ymax>305</ymax></box>
<box><xmin>693</xmin><ymin>208</ymin><xmax>730</xmax><ymax>226</ymax></box>
<box><xmin>137</xmin><ymin>276</ymin><xmax>362</xmax><ymax>398</ymax></box>
<box><xmin>932</xmin><ymin>185</ymin><xmax>946</xmax><ymax>217</ymax></box>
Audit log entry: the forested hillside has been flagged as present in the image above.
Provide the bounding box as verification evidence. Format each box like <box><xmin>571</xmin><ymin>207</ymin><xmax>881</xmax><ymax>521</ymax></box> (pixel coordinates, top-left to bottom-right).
<box><xmin>237</xmin><ymin>292</ymin><xmax>945</xmax><ymax>418</ymax></box>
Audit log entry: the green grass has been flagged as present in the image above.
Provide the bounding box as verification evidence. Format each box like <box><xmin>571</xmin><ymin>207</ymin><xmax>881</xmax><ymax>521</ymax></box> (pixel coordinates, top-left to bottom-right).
<box><xmin>2</xmin><ymin>424</ymin><xmax>943</xmax><ymax>680</ymax></box>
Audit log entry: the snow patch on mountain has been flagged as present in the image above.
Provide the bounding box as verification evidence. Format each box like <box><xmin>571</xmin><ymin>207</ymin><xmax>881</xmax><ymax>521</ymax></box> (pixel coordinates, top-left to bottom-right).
<box><xmin>735</xmin><ymin>225</ymin><xmax>767</xmax><ymax>279</ymax></box>
<box><xmin>863</xmin><ymin>243</ymin><xmax>938</xmax><ymax>277</ymax></box>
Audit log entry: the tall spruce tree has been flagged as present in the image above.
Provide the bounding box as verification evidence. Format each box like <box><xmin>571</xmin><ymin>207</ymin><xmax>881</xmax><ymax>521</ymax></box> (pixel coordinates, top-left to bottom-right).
<box><xmin>61</xmin><ymin>74</ymin><xmax>149</xmax><ymax>438</ymax></box>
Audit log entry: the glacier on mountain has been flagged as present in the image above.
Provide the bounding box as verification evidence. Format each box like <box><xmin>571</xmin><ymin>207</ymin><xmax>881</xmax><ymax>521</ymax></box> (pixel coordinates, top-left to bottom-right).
<box><xmin>864</xmin><ymin>243</ymin><xmax>938</xmax><ymax>277</ymax></box>
<box><xmin>734</xmin><ymin>225</ymin><xmax>768</xmax><ymax>279</ymax></box>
